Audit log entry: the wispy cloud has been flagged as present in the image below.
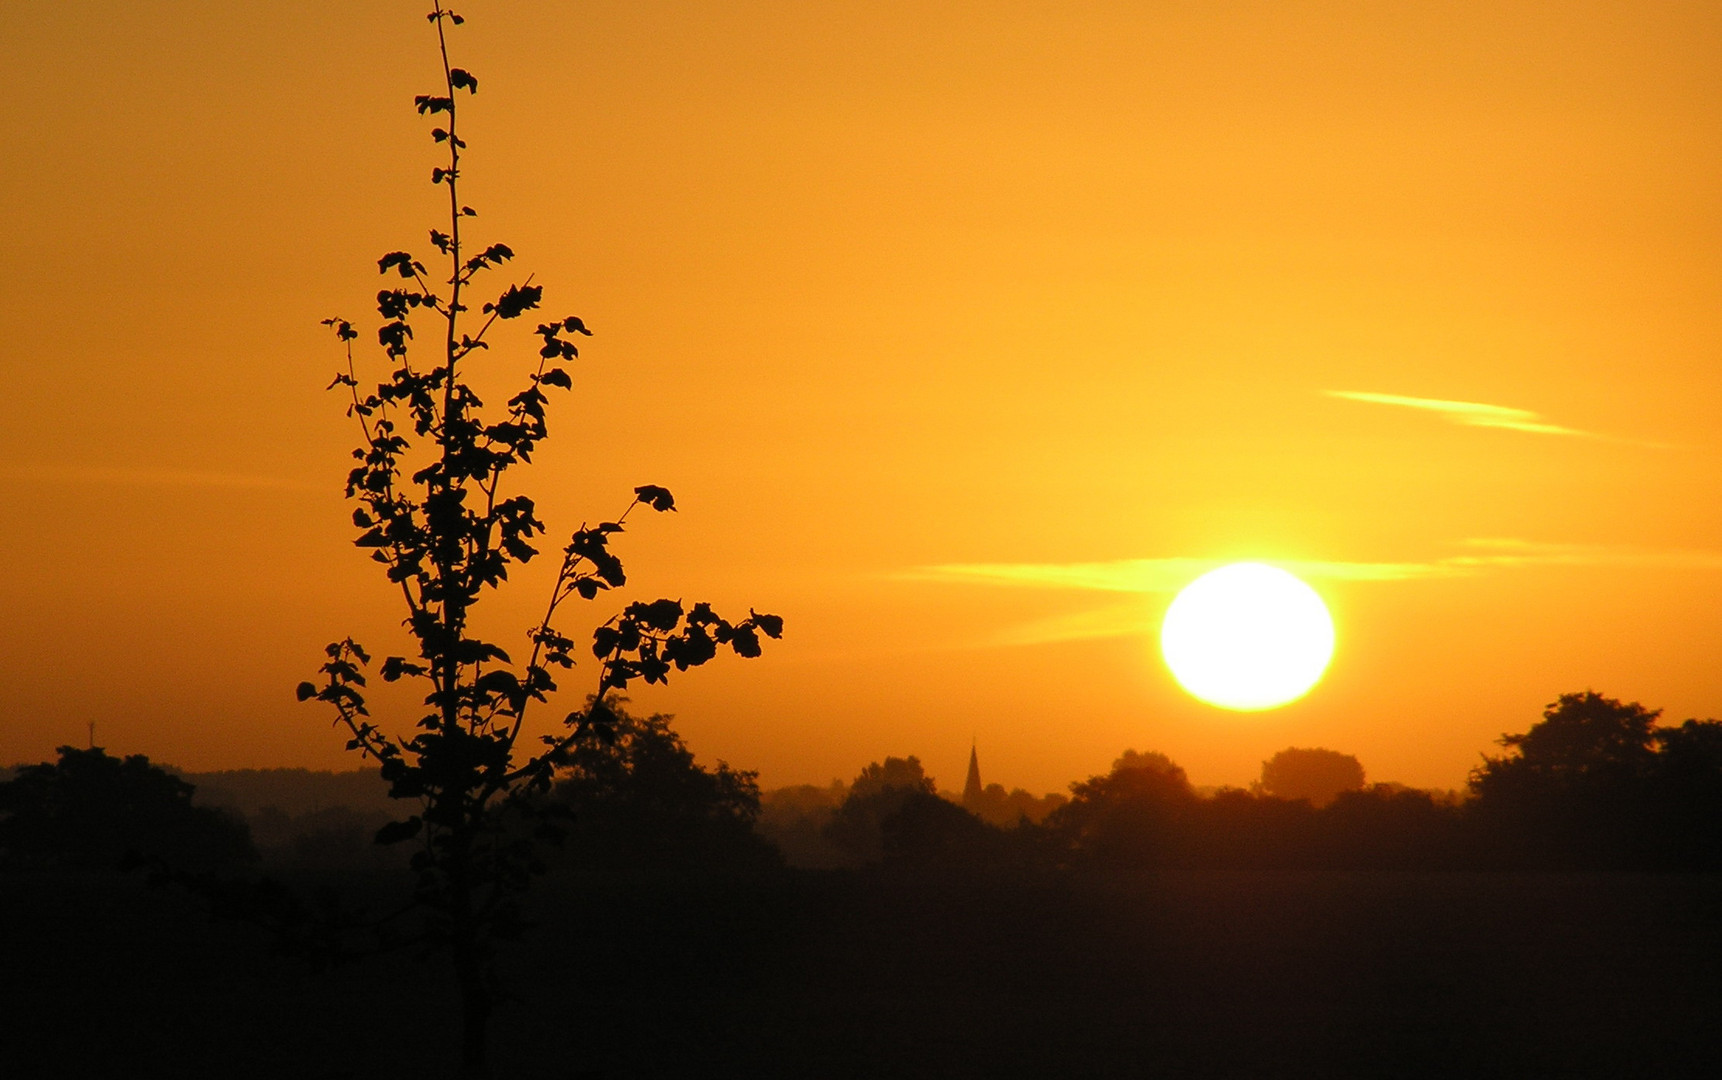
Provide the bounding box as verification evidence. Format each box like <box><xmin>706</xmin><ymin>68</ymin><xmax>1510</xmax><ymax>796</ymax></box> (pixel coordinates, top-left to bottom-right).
<box><xmin>1325</xmin><ymin>390</ymin><xmax>1597</xmax><ymax>438</ymax></box>
<box><xmin>908</xmin><ymin>556</ymin><xmax>1445</xmax><ymax>594</ymax></box>
<box><xmin>0</xmin><ymin>464</ymin><xmax>318</xmax><ymax>492</ymax></box>
<box><xmin>1442</xmin><ymin>537</ymin><xmax>1722</xmax><ymax>572</ymax></box>
<box><xmin>990</xmin><ymin>602</ymin><xmax>1160</xmax><ymax>647</ymax></box>
<box><xmin>909</xmin><ymin>540</ymin><xmax>1722</xmax><ymax>646</ymax></box>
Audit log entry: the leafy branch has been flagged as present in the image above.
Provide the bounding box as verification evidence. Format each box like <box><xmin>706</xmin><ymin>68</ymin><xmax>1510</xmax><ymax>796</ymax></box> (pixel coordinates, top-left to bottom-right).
<box><xmin>296</xmin><ymin>6</ymin><xmax>779</xmax><ymax>1075</ymax></box>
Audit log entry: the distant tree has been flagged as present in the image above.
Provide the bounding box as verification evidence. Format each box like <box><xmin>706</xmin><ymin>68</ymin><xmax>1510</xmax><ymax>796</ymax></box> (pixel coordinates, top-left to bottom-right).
<box><xmin>848</xmin><ymin>756</ymin><xmax>936</xmax><ymax>800</ymax></box>
<box><xmin>1315</xmin><ymin>785</ymin><xmax>1463</xmax><ymax>870</ymax></box>
<box><xmin>879</xmin><ymin>791</ymin><xmax>997</xmax><ymax>865</ymax></box>
<box><xmin>0</xmin><ymin>746</ymin><xmax>254</xmax><ymax>871</ymax></box>
<box><xmin>1189</xmin><ymin>786</ymin><xmax>1318</xmax><ymax>869</ymax></box>
<box><xmin>756</xmin><ymin>781</ymin><xmax>849</xmax><ymax>867</ymax></box>
<box><xmin>1648</xmin><ymin>718</ymin><xmax>1722</xmax><ymax>868</ymax></box>
<box><xmin>824</xmin><ymin>756</ymin><xmax>936</xmax><ymax>860</ymax></box>
<box><xmin>1469</xmin><ymin>693</ymin><xmax>1665</xmax><ymax>868</ymax></box>
<box><xmin>1049</xmin><ymin>750</ymin><xmax>1197</xmax><ymax>864</ymax></box>
<box><xmin>964</xmin><ymin>782</ymin><xmax>1068</xmax><ymax>828</ymax></box>
<box><xmin>1111</xmin><ymin>749</ymin><xmax>1184</xmax><ymax>778</ymax></box>
<box><xmin>295</xmin><ymin>7</ymin><xmax>778</xmax><ymax>1075</ymax></box>
<box><xmin>1472</xmin><ymin>691</ymin><xmax>1660</xmax><ymax>793</ymax></box>
<box><xmin>1257</xmin><ymin>747</ymin><xmax>1365</xmax><ymax>808</ymax></box>
<box><xmin>551</xmin><ymin>697</ymin><xmax>773</xmax><ymax>868</ymax></box>
<box><xmin>1655</xmin><ymin>718</ymin><xmax>1722</xmax><ymax>783</ymax></box>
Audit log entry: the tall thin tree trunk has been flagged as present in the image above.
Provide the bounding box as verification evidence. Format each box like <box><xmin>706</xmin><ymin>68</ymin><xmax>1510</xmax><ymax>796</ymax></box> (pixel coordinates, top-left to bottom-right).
<box><xmin>455</xmin><ymin>944</ymin><xmax>491</xmax><ymax>1080</ymax></box>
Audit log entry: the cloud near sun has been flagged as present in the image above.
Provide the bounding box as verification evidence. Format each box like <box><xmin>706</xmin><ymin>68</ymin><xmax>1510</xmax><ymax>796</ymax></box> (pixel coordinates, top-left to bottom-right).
<box><xmin>1324</xmin><ymin>390</ymin><xmax>1596</xmax><ymax>438</ymax></box>
<box><xmin>908</xmin><ymin>541</ymin><xmax>1722</xmax><ymax>646</ymax></box>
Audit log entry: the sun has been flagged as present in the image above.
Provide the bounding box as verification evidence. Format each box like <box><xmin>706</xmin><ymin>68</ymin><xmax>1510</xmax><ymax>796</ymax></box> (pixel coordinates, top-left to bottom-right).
<box><xmin>1160</xmin><ymin>562</ymin><xmax>1335</xmax><ymax>711</ymax></box>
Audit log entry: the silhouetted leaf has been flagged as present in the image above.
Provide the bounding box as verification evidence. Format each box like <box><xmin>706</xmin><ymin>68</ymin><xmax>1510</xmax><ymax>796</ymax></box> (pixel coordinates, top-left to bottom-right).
<box><xmin>634</xmin><ymin>598</ymin><xmax>683</xmax><ymax>631</ymax></box>
<box><xmin>730</xmin><ymin>627</ymin><xmax>762</xmax><ymax>658</ymax></box>
<box><xmin>634</xmin><ymin>485</ymin><xmax>675</xmax><ymax>512</ymax></box>
<box><xmin>485</xmin><ymin>284</ymin><xmax>542</xmax><ymax>319</ymax></box>
<box><xmin>374</xmin><ymin>817</ymin><xmax>423</xmax><ymax>845</ymax></box>
<box><xmin>380</xmin><ymin>656</ymin><xmax>428</xmax><ymax>682</ymax></box>
<box><xmin>377</xmin><ymin>252</ymin><xmax>416</xmax><ymax>278</ymax></box>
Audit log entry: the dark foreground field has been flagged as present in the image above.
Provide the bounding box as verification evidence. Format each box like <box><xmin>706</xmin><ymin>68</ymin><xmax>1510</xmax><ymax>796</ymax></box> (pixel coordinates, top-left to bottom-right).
<box><xmin>4</xmin><ymin>867</ymin><xmax>1720</xmax><ymax>1079</ymax></box>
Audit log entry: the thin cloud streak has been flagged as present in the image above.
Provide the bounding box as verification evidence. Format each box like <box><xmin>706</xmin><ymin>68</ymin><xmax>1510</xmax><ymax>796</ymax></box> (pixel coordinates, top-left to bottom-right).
<box><xmin>1325</xmin><ymin>390</ymin><xmax>1597</xmax><ymax>438</ymax></box>
<box><xmin>0</xmin><ymin>464</ymin><xmax>319</xmax><ymax>492</ymax></box>
<box><xmin>911</xmin><ymin>540</ymin><xmax>1722</xmax><ymax>646</ymax></box>
<box><xmin>908</xmin><ymin>556</ymin><xmax>1450</xmax><ymax>595</ymax></box>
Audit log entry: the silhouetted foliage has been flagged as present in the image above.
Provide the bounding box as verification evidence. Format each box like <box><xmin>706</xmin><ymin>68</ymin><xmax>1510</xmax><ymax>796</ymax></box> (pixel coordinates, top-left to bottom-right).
<box><xmin>879</xmin><ymin>790</ymin><xmax>999</xmax><ymax>864</ymax></box>
<box><xmin>1316</xmin><ymin>784</ymin><xmax>1465</xmax><ymax>869</ymax></box>
<box><xmin>16</xmin><ymin>692</ymin><xmax>1722</xmax><ymax>1077</ymax></box>
<box><xmin>1257</xmin><ymin>746</ymin><xmax>1366</xmax><ymax>807</ymax></box>
<box><xmin>1048</xmin><ymin>749</ymin><xmax>1199</xmax><ymax>865</ymax></box>
<box><xmin>963</xmin><ymin>782</ymin><xmax>1069</xmax><ymax>828</ymax></box>
<box><xmin>296</xmin><ymin>7</ymin><xmax>777</xmax><ymax>1075</ymax></box>
<box><xmin>551</xmin><ymin>697</ymin><xmax>774</xmax><ymax>868</ymax></box>
<box><xmin>0</xmin><ymin>746</ymin><xmax>254</xmax><ymax>872</ymax></box>
<box><xmin>1040</xmin><ymin>750</ymin><xmax>1472</xmax><ymax>871</ymax></box>
<box><xmin>1469</xmin><ymin>692</ymin><xmax>1722</xmax><ymax>868</ymax></box>
<box><xmin>756</xmin><ymin>782</ymin><xmax>849</xmax><ymax>867</ymax></box>
<box><xmin>824</xmin><ymin>756</ymin><xmax>936</xmax><ymax>861</ymax></box>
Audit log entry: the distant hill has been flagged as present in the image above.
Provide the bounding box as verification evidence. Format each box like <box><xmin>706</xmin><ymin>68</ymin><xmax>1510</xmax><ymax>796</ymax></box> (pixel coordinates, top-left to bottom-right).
<box><xmin>174</xmin><ymin>767</ymin><xmax>396</xmax><ymax>819</ymax></box>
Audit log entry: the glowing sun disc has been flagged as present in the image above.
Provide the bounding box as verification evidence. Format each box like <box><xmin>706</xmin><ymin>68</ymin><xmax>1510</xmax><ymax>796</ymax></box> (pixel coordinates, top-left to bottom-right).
<box><xmin>1160</xmin><ymin>563</ymin><xmax>1334</xmax><ymax>711</ymax></box>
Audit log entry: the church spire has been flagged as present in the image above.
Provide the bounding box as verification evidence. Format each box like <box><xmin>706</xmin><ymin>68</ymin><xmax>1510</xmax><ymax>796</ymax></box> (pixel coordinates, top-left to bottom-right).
<box><xmin>962</xmin><ymin>739</ymin><xmax>983</xmax><ymax>809</ymax></box>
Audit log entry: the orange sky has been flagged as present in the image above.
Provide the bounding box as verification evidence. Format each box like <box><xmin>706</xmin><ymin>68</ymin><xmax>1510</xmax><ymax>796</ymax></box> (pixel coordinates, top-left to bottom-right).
<box><xmin>5</xmin><ymin>1</ymin><xmax>1722</xmax><ymax>794</ymax></box>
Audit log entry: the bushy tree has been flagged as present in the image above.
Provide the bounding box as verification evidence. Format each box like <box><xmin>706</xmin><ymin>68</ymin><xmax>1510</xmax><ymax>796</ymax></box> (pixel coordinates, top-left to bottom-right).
<box><xmin>1257</xmin><ymin>747</ymin><xmax>1366</xmax><ymax>808</ymax></box>
<box><xmin>1048</xmin><ymin>749</ymin><xmax>1197</xmax><ymax>865</ymax></box>
<box><xmin>963</xmin><ymin>782</ymin><xmax>1068</xmax><ymax>828</ymax></box>
<box><xmin>879</xmin><ymin>791</ymin><xmax>997</xmax><ymax>864</ymax></box>
<box><xmin>1472</xmin><ymin>691</ymin><xmax>1660</xmax><ymax>794</ymax></box>
<box><xmin>295</xmin><ymin>7</ymin><xmax>778</xmax><ymax>1075</ymax></box>
<box><xmin>552</xmin><ymin>696</ymin><xmax>773</xmax><ymax>868</ymax></box>
<box><xmin>0</xmin><ymin>746</ymin><xmax>254</xmax><ymax>871</ymax></box>
<box><xmin>1468</xmin><ymin>692</ymin><xmax>1719</xmax><ymax>868</ymax></box>
<box><xmin>824</xmin><ymin>756</ymin><xmax>936</xmax><ymax>860</ymax></box>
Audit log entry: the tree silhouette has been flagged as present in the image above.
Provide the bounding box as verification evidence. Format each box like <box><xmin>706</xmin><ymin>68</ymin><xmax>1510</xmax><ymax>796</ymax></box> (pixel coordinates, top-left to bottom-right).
<box><xmin>1467</xmin><ymin>692</ymin><xmax>1680</xmax><ymax>871</ymax></box>
<box><xmin>551</xmin><ymin>696</ymin><xmax>774</xmax><ymax>868</ymax></box>
<box><xmin>824</xmin><ymin>756</ymin><xmax>936</xmax><ymax>860</ymax></box>
<box><xmin>1049</xmin><ymin>749</ymin><xmax>1197</xmax><ymax>865</ymax></box>
<box><xmin>296</xmin><ymin>7</ymin><xmax>778</xmax><ymax>1076</ymax></box>
<box><xmin>1257</xmin><ymin>747</ymin><xmax>1366</xmax><ymax>808</ymax></box>
<box><xmin>1474</xmin><ymin>691</ymin><xmax>1660</xmax><ymax>789</ymax></box>
<box><xmin>0</xmin><ymin>746</ymin><xmax>254</xmax><ymax>871</ymax></box>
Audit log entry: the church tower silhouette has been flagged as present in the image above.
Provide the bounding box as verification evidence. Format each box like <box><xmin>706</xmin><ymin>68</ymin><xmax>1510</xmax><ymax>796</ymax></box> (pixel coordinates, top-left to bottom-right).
<box><xmin>962</xmin><ymin>741</ymin><xmax>984</xmax><ymax>810</ymax></box>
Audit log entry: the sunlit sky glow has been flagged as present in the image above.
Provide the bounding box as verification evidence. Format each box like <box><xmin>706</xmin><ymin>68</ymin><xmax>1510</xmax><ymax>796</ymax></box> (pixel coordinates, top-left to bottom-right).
<box><xmin>5</xmin><ymin>1</ymin><xmax>1722</xmax><ymax>794</ymax></box>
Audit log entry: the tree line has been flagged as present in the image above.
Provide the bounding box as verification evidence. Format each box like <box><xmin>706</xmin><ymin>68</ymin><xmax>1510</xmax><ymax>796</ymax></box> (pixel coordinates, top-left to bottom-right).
<box><xmin>7</xmin><ymin>690</ymin><xmax>1721</xmax><ymax>876</ymax></box>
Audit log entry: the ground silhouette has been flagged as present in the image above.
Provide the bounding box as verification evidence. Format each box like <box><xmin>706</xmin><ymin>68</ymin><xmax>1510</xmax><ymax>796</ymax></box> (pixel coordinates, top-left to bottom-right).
<box><xmin>8</xmin><ymin>689</ymin><xmax>1722</xmax><ymax>1075</ymax></box>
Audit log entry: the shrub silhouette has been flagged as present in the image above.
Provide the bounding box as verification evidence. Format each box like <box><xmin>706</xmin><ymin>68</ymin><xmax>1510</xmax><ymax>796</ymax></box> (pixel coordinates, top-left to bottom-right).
<box><xmin>551</xmin><ymin>697</ymin><xmax>774</xmax><ymax>868</ymax></box>
<box><xmin>1049</xmin><ymin>749</ymin><xmax>1198</xmax><ymax>865</ymax></box>
<box><xmin>963</xmin><ymin>782</ymin><xmax>1068</xmax><ymax>827</ymax></box>
<box><xmin>879</xmin><ymin>791</ymin><xmax>997</xmax><ymax>865</ymax></box>
<box><xmin>0</xmin><ymin>746</ymin><xmax>254</xmax><ymax>872</ymax></box>
<box><xmin>295</xmin><ymin>6</ymin><xmax>778</xmax><ymax>1074</ymax></box>
<box><xmin>824</xmin><ymin>756</ymin><xmax>936</xmax><ymax>860</ymax></box>
<box><xmin>1469</xmin><ymin>692</ymin><xmax>1722</xmax><ymax>868</ymax></box>
<box><xmin>1257</xmin><ymin>747</ymin><xmax>1366</xmax><ymax>808</ymax></box>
